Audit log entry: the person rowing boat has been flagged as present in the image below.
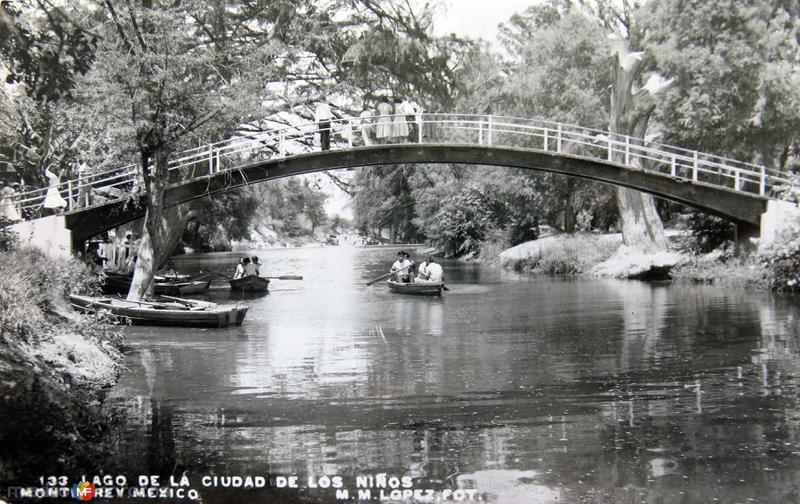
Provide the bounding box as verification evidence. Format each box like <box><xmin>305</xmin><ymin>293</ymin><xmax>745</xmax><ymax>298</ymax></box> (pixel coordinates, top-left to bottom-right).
<box><xmin>390</xmin><ymin>251</ymin><xmax>412</xmax><ymax>283</ymax></box>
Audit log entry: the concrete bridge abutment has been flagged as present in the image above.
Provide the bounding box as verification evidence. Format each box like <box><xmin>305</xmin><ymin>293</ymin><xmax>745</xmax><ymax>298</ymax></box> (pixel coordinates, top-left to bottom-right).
<box><xmin>758</xmin><ymin>200</ymin><xmax>800</xmax><ymax>252</ymax></box>
<box><xmin>9</xmin><ymin>215</ymin><xmax>74</xmax><ymax>259</ymax></box>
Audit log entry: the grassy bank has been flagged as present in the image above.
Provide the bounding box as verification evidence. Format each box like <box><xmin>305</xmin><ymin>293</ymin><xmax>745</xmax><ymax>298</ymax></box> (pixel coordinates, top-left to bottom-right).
<box><xmin>0</xmin><ymin>247</ymin><xmax>123</xmax><ymax>486</ymax></box>
<box><xmin>670</xmin><ymin>251</ymin><xmax>771</xmax><ymax>290</ymax></box>
<box><xmin>497</xmin><ymin>233</ymin><xmax>622</xmax><ymax>274</ymax></box>
<box><xmin>494</xmin><ymin>230</ymin><xmax>799</xmax><ymax>292</ymax></box>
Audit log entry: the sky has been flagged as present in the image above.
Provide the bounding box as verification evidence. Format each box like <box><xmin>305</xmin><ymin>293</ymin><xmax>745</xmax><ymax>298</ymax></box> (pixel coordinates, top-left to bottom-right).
<box><xmin>325</xmin><ymin>1</ymin><xmax>538</xmax><ymax>219</ymax></box>
<box><xmin>431</xmin><ymin>0</ymin><xmax>538</xmax><ymax>43</ymax></box>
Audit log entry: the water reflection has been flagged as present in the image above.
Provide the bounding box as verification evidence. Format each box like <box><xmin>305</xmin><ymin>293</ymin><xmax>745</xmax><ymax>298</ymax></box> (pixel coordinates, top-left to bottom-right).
<box><xmin>109</xmin><ymin>247</ymin><xmax>800</xmax><ymax>502</ymax></box>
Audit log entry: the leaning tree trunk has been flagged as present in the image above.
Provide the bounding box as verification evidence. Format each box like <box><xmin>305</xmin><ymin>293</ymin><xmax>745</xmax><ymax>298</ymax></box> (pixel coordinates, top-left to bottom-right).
<box><xmin>609</xmin><ymin>38</ymin><xmax>668</xmax><ymax>254</ymax></box>
<box><xmin>127</xmin><ymin>149</ymin><xmax>193</xmax><ymax>300</ymax></box>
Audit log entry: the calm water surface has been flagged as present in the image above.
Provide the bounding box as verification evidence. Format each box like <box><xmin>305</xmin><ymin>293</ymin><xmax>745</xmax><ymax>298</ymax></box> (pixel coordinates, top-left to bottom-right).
<box><xmin>109</xmin><ymin>246</ymin><xmax>800</xmax><ymax>503</ymax></box>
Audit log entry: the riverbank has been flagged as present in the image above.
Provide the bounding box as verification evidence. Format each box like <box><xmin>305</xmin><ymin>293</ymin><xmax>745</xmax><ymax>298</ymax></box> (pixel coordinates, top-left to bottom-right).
<box><xmin>493</xmin><ymin>231</ymin><xmax>797</xmax><ymax>291</ymax></box>
<box><xmin>0</xmin><ymin>248</ymin><xmax>123</xmax><ymax>486</ymax></box>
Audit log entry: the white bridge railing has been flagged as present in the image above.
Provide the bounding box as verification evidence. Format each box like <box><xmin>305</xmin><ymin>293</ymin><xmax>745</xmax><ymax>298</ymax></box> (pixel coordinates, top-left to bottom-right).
<box><xmin>11</xmin><ymin>113</ymin><xmax>794</xmax><ymax>217</ymax></box>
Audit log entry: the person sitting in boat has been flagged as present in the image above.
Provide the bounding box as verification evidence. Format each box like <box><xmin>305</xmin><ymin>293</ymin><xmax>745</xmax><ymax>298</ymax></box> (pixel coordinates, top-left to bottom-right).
<box><xmin>403</xmin><ymin>251</ymin><xmax>416</xmax><ymax>283</ymax></box>
<box><xmin>416</xmin><ymin>257</ymin><xmax>430</xmax><ymax>281</ymax></box>
<box><xmin>390</xmin><ymin>251</ymin><xmax>410</xmax><ymax>283</ymax></box>
<box><xmin>242</xmin><ymin>257</ymin><xmax>258</xmax><ymax>277</ymax></box>
<box><xmin>233</xmin><ymin>258</ymin><xmax>246</xmax><ymax>279</ymax></box>
<box><xmin>417</xmin><ymin>257</ymin><xmax>443</xmax><ymax>284</ymax></box>
<box><xmin>251</xmin><ymin>256</ymin><xmax>261</xmax><ymax>276</ymax></box>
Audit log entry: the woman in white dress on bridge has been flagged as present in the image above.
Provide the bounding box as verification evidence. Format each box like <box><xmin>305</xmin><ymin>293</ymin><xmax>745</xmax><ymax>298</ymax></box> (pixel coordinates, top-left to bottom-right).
<box><xmin>391</xmin><ymin>98</ymin><xmax>410</xmax><ymax>139</ymax></box>
<box><xmin>375</xmin><ymin>99</ymin><xmax>394</xmax><ymax>141</ymax></box>
<box><xmin>42</xmin><ymin>167</ymin><xmax>68</xmax><ymax>215</ymax></box>
<box><xmin>0</xmin><ymin>182</ymin><xmax>22</xmax><ymax>222</ymax></box>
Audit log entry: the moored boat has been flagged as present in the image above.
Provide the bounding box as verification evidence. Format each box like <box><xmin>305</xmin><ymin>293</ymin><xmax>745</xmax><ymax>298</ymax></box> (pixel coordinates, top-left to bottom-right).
<box><xmin>102</xmin><ymin>272</ymin><xmax>211</xmax><ymax>296</ymax></box>
<box><xmin>387</xmin><ymin>280</ymin><xmax>443</xmax><ymax>296</ymax></box>
<box><xmin>229</xmin><ymin>275</ymin><xmax>270</xmax><ymax>292</ymax></box>
<box><xmin>69</xmin><ymin>294</ymin><xmax>248</xmax><ymax>328</ymax></box>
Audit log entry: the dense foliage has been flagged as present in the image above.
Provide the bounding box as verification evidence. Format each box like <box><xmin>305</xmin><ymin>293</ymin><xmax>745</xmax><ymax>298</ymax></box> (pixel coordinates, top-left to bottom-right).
<box><xmin>0</xmin><ymin>247</ymin><xmax>123</xmax><ymax>483</ymax></box>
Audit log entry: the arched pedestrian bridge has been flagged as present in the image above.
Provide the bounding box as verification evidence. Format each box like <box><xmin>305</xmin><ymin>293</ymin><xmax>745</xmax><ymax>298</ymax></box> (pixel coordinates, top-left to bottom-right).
<box><xmin>8</xmin><ymin>114</ymin><xmax>796</xmax><ymax>250</ymax></box>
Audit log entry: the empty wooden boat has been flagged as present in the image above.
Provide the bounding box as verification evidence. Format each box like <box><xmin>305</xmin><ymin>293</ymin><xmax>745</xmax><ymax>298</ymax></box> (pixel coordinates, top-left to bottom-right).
<box><xmin>101</xmin><ymin>272</ymin><xmax>211</xmax><ymax>296</ymax></box>
<box><xmin>69</xmin><ymin>294</ymin><xmax>248</xmax><ymax>328</ymax></box>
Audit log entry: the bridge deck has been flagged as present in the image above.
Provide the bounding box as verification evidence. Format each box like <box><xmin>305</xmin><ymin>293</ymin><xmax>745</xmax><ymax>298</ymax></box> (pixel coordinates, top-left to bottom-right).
<box><xmin>8</xmin><ymin>114</ymin><xmax>791</xmax><ymax>237</ymax></box>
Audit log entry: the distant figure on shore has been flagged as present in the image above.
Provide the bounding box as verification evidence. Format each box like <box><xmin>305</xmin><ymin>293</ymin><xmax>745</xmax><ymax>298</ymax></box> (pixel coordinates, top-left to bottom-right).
<box><xmin>42</xmin><ymin>167</ymin><xmax>68</xmax><ymax>215</ymax></box>
<box><xmin>417</xmin><ymin>257</ymin><xmax>443</xmax><ymax>284</ymax></box>
<box><xmin>376</xmin><ymin>98</ymin><xmax>393</xmax><ymax>142</ymax></box>
<box><xmin>251</xmin><ymin>256</ymin><xmax>261</xmax><ymax>276</ymax></box>
<box><xmin>315</xmin><ymin>101</ymin><xmax>332</xmax><ymax>151</ymax></box>
<box><xmin>88</xmin><ymin>241</ymin><xmax>108</xmax><ymax>268</ymax></box>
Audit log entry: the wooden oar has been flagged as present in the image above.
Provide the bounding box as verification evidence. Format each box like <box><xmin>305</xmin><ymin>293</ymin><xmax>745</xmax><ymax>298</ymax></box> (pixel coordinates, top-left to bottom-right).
<box><xmin>201</xmin><ymin>267</ymin><xmax>234</xmax><ymax>280</ymax></box>
<box><xmin>122</xmin><ymin>297</ymin><xmax>190</xmax><ymax>310</ymax></box>
<box><xmin>158</xmin><ymin>295</ymin><xmax>216</xmax><ymax>309</ymax></box>
<box><xmin>366</xmin><ymin>264</ymin><xmax>409</xmax><ymax>286</ymax></box>
<box><xmin>201</xmin><ymin>267</ymin><xmax>302</xmax><ymax>281</ymax></box>
<box><xmin>442</xmin><ymin>283</ymin><xmax>450</xmax><ymax>291</ymax></box>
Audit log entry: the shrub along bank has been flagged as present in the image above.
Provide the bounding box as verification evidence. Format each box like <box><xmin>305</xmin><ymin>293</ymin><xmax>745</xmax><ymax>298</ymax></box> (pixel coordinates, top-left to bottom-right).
<box><xmin>0</xmin><ymin>244</ymin><xmax>123</xmax><ymax>488</ymax></box>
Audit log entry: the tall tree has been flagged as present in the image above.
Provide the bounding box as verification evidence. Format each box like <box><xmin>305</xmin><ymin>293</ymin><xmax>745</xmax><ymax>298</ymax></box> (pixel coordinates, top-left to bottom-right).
<box><xmin>0</xmin><ymin>0</ymin><xmax>97</xmax><ymax>186</ymax></box>
<box><xmin>490</xmin><ymin>2</ymin><xmax>616</xmax><ymax>234</ymax></box>
<box><xmin>608</xmin><ymin>36</ymin><xmax>668</xmax><ymax>252</ymax></box>
<box><xmin>639</xmin><ymin>0</ymin><xmax>800</xmax><ymax>170</ymax></box>
<box><xmin>79</xmin><ymin>0</ymin><xmax>277</xmax><ymax>299</ymax></box>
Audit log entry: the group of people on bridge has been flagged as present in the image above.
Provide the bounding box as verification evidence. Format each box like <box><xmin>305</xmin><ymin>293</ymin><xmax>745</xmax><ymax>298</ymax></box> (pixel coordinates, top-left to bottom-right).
<box><xmin>390</xmin><ymin>251</ymin><xmax>443</xmax><ymax>284</ymax></box>
<box><xmin>316</xmin><ymin>97</ymin><xmax>423</xmax><ymax>151</ymax></box>
<box><xmin>1</xmin><ymin>160</ymin><xmax>116</xmax><ymax>221</ymax></box>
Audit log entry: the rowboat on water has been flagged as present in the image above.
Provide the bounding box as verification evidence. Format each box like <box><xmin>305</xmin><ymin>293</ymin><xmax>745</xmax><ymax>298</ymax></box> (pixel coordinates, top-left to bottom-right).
<box><xmin>229</xmin><ymin>275</ymin><xmax>270</xmax><ymax>292</ymax></box>
<box><xmin>387</xmin><ymin>280</ymin><xmax>443</xmax><ymax>296</ymax></box>
<box><xmin>102</xmin><ymin>272</ymin><xmax>211</xmax><ymax>296</ymax></box>
<box><xmin>69</xmin><ymin>294</ymin><xmax>248</xmax><ymax>328</ymax></box>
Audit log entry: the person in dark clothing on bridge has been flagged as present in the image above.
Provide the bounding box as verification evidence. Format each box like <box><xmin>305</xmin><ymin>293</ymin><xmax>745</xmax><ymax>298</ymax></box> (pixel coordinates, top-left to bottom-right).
<box><xmin>315</xmin><ymin>102</ymin><xmax>332</xmax><ymax>151</ymax></box>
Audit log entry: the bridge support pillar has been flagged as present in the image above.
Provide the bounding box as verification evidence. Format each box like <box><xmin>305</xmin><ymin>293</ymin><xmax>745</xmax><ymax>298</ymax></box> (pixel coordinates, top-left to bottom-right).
<box><xmin>758</xmin><ymin>200</ymin><xmax>800</xmax><ymax>252</ymax></box>
<box><xmin>8</xmin><ymin>215</ymin><xmax>74</xmax><ymax>260</ymax></box>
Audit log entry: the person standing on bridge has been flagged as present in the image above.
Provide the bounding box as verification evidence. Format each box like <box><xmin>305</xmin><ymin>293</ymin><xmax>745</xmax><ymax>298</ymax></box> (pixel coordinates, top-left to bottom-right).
<box><xmin>0</xmin><ymin>181</ymin><xmax>22</xmax><ymax>222</ymax></box>
<box><xmin>42</xmin><ymin>167</ymin><xmax>68</xmax><ymax>215</ymax></box>
<box><xmin>376</xmin><ymin>98</ymin><xmax>393</xmax><ymax>142</ymax></box>
<box><xmin>75</xmin><ymin>159</ymin><xmax>91</xmax><ymax>208</ymax></box>
<box><xmin>359</xmin><ymin>106</ymin><xmax>374</xmax><ymax>146</ymax></box>
<box><xmin>315</xmin><ymin>101</ymin><xmax>332</xmax><ymax>151</ymax></box>
<box><xmin>392</xmin><ymin>98</ymin><xmax>410</xmax><ymax>140</ymax></box>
